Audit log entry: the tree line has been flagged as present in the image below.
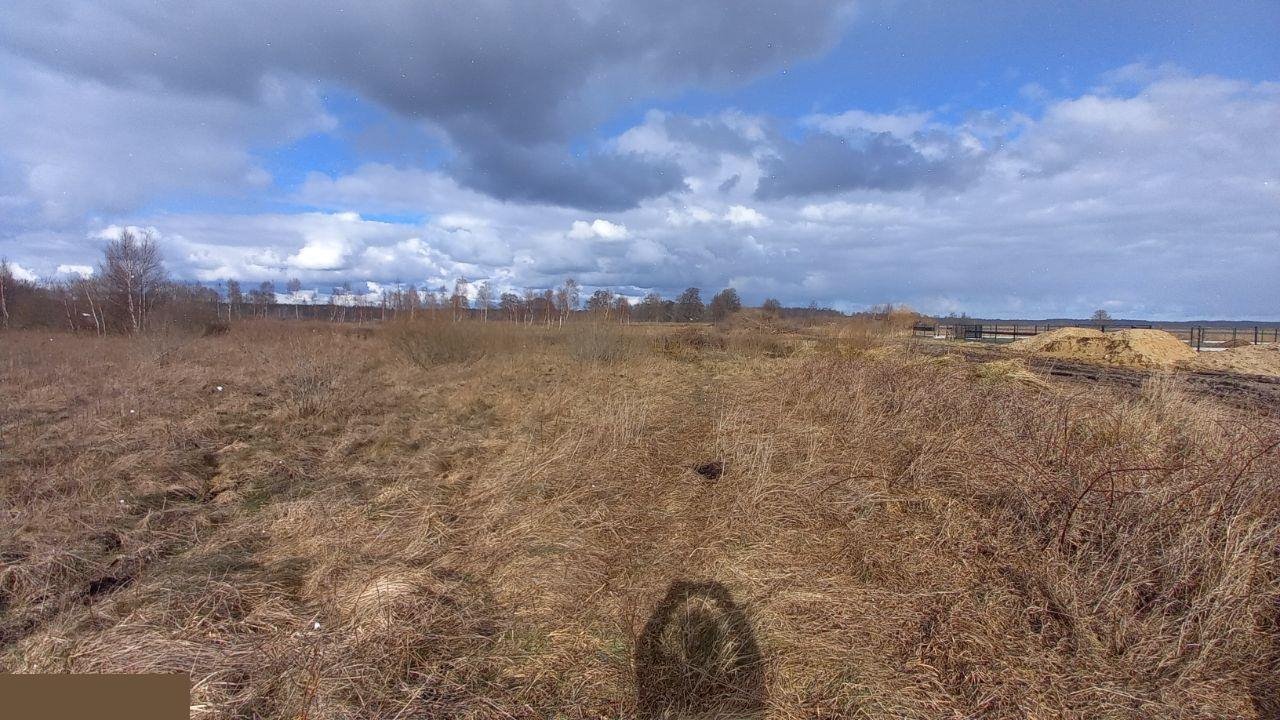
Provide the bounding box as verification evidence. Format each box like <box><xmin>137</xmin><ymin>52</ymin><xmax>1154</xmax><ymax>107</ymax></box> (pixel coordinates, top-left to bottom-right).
<box><xmin>0</xmin><ymin>231</ymin><xmax>848</xmax><ymax>334</ymax></box>
<box><xmin>312</xmin><ymin>281</ymin><xmax>751</xmax><ymax>325</ymax></box>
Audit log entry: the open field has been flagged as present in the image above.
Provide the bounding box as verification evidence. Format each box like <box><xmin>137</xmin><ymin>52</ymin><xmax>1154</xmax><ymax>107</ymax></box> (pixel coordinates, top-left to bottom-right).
<box><xmin>2</xmin><ymin>319</ymin><xmax>1279</xmax><ymax>718</ymax></box>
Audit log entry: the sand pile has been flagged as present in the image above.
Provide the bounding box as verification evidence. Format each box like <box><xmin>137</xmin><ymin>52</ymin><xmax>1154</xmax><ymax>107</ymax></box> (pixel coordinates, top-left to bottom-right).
<box><xmin>1011</xmin><ymin>327</ymin><xmax>1195</xmax><ymax>368</ymax></box>
<box><xmin>1185</xmin><ymin>342</ymin><xmax>1280</xmax><ymax>376</ymax></box>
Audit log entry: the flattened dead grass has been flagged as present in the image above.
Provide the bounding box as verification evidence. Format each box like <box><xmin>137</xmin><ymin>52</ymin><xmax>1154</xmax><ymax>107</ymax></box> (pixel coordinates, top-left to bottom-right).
<box><xmin>2</xmin><ymin>321</ymin><xmax>1277</xmax><ymax>718</ymax></box>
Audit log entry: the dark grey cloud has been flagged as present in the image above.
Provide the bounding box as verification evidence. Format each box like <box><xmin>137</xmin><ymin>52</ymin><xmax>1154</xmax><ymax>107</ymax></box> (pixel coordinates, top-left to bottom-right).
<box><xmin>661</xmin><ymin>116</ymin><xmax>759</xmax><ymax>156</ymax></box>
<box><xmin>447</xmin><ymin>131</ymin><xmax>686</xmax><ymax>212</ymax></box>
<box><xmin>0</xmin><ymin>0</ymin><xmax>853</xmax><ymax>210</ymax></box>
<box><xmin>755</xmin><ymin>130</ymin><xmax>987</xmax><ymax>199</ymax></box>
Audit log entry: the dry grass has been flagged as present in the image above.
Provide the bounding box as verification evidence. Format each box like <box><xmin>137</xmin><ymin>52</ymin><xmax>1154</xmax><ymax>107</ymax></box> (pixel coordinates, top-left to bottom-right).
<box><xmin>2</xmin><ymin>320</ymin><xmax>1277</xmax><ymax>718</ymax></box>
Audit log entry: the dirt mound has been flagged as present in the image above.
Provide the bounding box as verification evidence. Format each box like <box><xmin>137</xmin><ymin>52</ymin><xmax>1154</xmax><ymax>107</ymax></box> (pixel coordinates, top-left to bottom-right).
<box><xmin>1185</xmin><ymin>343</ymin><xmax>1280</xmax><ymax>376</ymax></box>
<box><xmin>1011</xmin><ymin>326</ymin><xmax>1105</xmax><ymax>352</ymax></box>
<box><xmin>1011</xmin><ymin>327</ymin><xmax>1195</xmax><ymax>368</ymax></box>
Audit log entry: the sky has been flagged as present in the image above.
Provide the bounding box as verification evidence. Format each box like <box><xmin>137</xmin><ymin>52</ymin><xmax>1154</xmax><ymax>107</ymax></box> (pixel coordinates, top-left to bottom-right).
<box><xmin>1</xmin><ymin>1</ymin><xmax>1277</xmax><ymax>319</ymax></box>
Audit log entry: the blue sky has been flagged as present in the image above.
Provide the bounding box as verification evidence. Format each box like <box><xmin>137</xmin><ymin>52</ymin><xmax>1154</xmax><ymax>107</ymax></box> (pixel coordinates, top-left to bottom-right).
<box><xmin>1</xmin><ymin>1</ymin><xmax>1277</xmax><ymax>318</ymax></box>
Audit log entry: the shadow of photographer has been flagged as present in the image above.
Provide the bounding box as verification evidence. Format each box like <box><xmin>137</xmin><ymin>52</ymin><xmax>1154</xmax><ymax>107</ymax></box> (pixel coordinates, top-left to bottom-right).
<box><xmin>634</xmin><ymin>580</ymin><xmax>766</xmax><ymax>719</ymax></box>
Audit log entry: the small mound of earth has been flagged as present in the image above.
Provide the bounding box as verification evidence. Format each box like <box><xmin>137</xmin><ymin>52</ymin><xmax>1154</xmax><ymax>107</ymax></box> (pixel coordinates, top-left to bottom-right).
<box><xmin>1184</xmin><ymin>343</ymin><xmax>1280</xmax><ymax>376</ymax></box>
<box><xmin>1011</xmin><ymin>327</ymin><xmax>1195</xmax><ymax>368</ymax></box>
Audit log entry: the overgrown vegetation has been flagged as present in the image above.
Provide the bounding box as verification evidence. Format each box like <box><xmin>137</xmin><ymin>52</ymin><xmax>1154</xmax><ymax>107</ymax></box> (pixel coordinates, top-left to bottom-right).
<box><xmin>2</xmin><ymin>318</ymin><xmax>1277</xmax><ymax>718</ymax></box>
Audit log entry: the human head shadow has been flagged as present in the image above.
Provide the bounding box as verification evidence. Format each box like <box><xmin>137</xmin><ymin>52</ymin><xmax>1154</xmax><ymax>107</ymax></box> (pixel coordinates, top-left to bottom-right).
<box><xmin>634</xmin><ymin>580</ymin><xmax>766</xmax><ymax>719</ymax></box>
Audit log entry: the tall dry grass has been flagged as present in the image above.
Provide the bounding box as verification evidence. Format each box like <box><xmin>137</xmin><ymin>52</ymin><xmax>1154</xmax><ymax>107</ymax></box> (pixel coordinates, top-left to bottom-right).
<box><xmin>385</xmin><ymin>317</ymin><xmax>646</xmax><ymax>368</ymax></box>
<box><xmin>1</xmin><ymin>321</ymin><xmax>1276</xmax><ymax>718</ymax></box>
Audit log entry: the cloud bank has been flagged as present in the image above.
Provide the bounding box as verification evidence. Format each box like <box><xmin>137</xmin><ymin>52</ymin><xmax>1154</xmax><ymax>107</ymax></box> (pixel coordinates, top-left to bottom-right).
<box><xmin>0</xmin><ymin>2</ymin><xmax>1276</xmax><ymax>319</ymax></box>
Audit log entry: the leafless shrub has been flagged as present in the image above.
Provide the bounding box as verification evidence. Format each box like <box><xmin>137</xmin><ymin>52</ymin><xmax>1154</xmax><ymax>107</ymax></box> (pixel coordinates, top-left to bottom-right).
<box><xmin>654</xmin><ymin>326</ymin><xmax>726</xmax><ymax>357</ymax></box>
<box><xmin>385</xmin><ymin>319</ymin><xmax>499</xmax><ymax>367</ymax></box>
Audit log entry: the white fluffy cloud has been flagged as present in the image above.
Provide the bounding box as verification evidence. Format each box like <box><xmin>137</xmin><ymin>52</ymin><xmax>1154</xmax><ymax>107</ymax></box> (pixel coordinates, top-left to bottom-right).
<box><xmin>0</xmin><ymin>55</ymin><xmax>333</xmax><ymax>229</ymax></box>
<box><xmin>3</xmin><ymin>66</ymin><xmax>1277</xmax><ymax>318</ymax></box>
<box><xmin>7</xmin><ymin>262</ymin><xmax>39</xmax><ymax>282</ymax></box>
<box><xmin>569</xmin><ymin>219</ymin><xmax>629</xmax><ymax>240</ymax></box>
<box><xmin>724</xmin><ymin>206</ymin><xmax>768</xmax><ymax>227</ymax></box>
<box><xmin>56</xmin><ymin>264</ymin><xmax>94</xmax><ymax>278</ymax></box>
<box><xmin>804</xmin><ymin>109</ymin><xmax>934</xmax><ymax>138</ymax></box>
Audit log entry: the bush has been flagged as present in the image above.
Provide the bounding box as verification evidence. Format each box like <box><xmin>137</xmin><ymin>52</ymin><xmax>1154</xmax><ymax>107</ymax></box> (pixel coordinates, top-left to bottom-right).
<box><xmin>654</xmin><ymin>327</ymin><xmax>726</xmax><ymax>357</ymax></box>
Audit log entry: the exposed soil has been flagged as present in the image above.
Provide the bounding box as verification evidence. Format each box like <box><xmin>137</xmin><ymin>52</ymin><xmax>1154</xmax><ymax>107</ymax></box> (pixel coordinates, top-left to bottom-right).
<box><xmin>694</xmin><ymin>460</ymin><xmax>725</xmax><ymax>480</ymax></box>
<box><xmin>918</xmin><ymin>341</ymin><xmax>1280</xmax><ymax>413</ymax></box>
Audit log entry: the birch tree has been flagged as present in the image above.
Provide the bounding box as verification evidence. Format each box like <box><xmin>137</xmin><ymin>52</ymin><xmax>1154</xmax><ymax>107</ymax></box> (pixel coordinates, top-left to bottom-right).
<box><xmin>475</xmin><ymin>280</ymin><xmax>494</xmax><ymax>322</ymax></box>
<box><xmin>451</xmin><ymin>278</ymin><xmax>470</xmax><ymax>322</ymax></box>
<box><xmin>0</xmin><ymin>258</ymin><xmax>11</xmax><ymax>329</ymax></box>
<box><xmin>100</xmin><ymin>229</ymin><xmax>167</xmax><ymax>334</ymax></box>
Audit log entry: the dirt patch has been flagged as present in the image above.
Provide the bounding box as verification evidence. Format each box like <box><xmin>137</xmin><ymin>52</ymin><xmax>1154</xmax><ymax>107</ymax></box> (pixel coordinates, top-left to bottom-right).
<box><xmin>694</xmin><ymin>460</ymin><xmax>725</xmax><ymax>480</ymax></box>
<box><xmin>1185</xmin><ymin>343</ymin><xmax>1280</xmax><ymax>377</ymax></box>
<box><xmin>1011</xmin><ymin>327</ymin><xmax>1195</xmax><ymax>368</ymax></box>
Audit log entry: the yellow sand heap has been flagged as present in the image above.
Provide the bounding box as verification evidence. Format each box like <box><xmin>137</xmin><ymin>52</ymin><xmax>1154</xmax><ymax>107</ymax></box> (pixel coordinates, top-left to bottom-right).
<box><xmin>1185</xmin><ymin>342</ymin><xmax>1280</xmax><ymax>376</ymax></box>
<box><xmin>1011</xmin><ymin>327</ymin><xmax>1195</xmax><ymax>368</ymax></box>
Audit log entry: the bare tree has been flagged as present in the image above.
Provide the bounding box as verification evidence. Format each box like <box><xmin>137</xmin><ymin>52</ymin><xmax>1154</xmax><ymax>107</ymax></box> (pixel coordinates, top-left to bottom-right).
<box><xmin>0</xmin><ymin>258</ymin><xmax>11</xmax><ymax>329</ymax></box>
<box><xmin>1091</xmin><ymin>308</ymin><xmax>1112</xmax><ymax>323</ymax></box>
<box><xmin>522</xmin><ymin>288</ymin><xmax>537</xmax><ymax>325</ymax></box>
<box><xmin>476</xmin><ymin>280</ymin><xmax>494</xmax><ymax>322</ymax></box>
<box><xmin>636</xmin><ymin>292</ymin><xmax>664</xmax><ymax>322</ymax></box>
<box><xmin>541</xmin><ymin>289</ymin><xmax>556</xmax><ymax>326</ymax></box>
<box><xmin>404</xmin><ymin>284</ymin><xmax>420</xmax><ymax>319</ymax></box>
<box><xmin>708</xmin><ymin>288</ymin><xmax>742</xmax><ymax>322</ymax></box>
<box><xmin>555</xmin><ymin>278</ymin><xmax>580</xmax><ymax>326</ymax></box>
<box><xmin>254</xmin><ymin>280</ymin><xmax>276</xmax><ymax>317</ymax></box>
<box><xmin>100</xmin><ymin>229</ymin><xmax>167</xmax><ymax>334</ymax></box>
<box><xmin>451</xmin><ymin>278</ymin><xmax>470</xmax><ymax>322</ymax></box>
<box><xmin>499</xmin><ymin>292</ymin><xmax>521</xmax><ymax>322</ymax></box>
<box><xmin>612</xmin><ymin>295</ymin><xmax>631</xmax><ymax>324</ymax></box>
<box><xmin>225</xmin><ymin>279</ymin><xmax>243</xmax><ymax>320</ymax></box>
<box><xmin>76</xmin><ymin>274</ymin><xmax>104</xmax><ymax>335</ymax></box>
<box><xmin>674</xmin><ymin>287</ymin><xmax>705</xmax><ymax>322</ymax></box>
<box><xmin>283</xmin><ymin>278</ymin><xmax>302</xmax><ymax>319</ymax></box>
<box><xmin>586</xmin><ymin>289</ymin><xmax>615</xmax><ymax>319</ymax></box>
